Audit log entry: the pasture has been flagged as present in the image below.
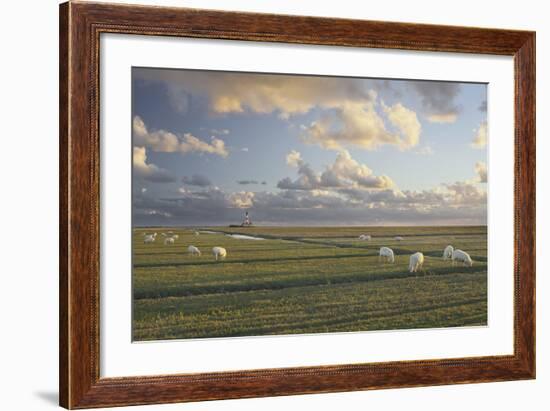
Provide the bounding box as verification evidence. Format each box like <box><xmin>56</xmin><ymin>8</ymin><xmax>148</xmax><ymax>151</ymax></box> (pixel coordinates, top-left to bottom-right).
<box><xmin>132</xmin><ymin>226</ymin><xmax>487</xmax><ymax>341</ymax></box>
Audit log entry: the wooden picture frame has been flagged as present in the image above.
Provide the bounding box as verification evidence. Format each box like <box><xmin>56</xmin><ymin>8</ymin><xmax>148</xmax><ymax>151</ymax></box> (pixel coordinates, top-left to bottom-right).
<box><xmin>59</xmin><ymin>1</ymin><xmax>535</xmax><ymax>408</ymax></box>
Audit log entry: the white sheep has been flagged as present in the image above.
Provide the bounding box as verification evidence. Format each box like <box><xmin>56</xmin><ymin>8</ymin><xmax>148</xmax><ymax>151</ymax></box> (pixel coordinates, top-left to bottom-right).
<box><xmin>359</xmin><ymin>234</ymin><xmax>372</xmax><ymax>241</ymax></box>
<box><xmin>452</xmin><ymin>249</ymin><xmax>473</xmax><ymax>267</ymax></box>
<box><xmin>443</xmin><ymin>245</ymin><xmax>454</xmax><ymax>260</ymax></box>
<box><xmin>143</xmin><ymin>233</ymin><xmax>157</xmax><ymax>243</ymax></box>
<box><xmin>160</xmin><ymin>233</ymin><xmax>167</xmax><ymax>237</ymax></box>
<box><xmin>379</xmin><ymin>247</ymin><xmax>395</xmax><ymax>263</ymax></box>
<box><xmin>188</xmin><ymin>245</ymin><xmax>201</xmax><ymax>256</ymax></box>
<box><xmin>212</xmin><ymin>246</ymin><xmax>227</xmax><ymax>261</ymax></box>
<box><xmin>409</xmin><ymin>252</ymin><xmax>424</xmax><ymax>273</ymax></box>
<box><xmin>164</xmin><ymin>237</ymin><xmax>175</xmax><ymax>245</ymax></box>
<box><xmin>394</xmin><ymin>236</ymin><xmax>404</xmax><ymax>241</ymax></box>
<box><xmin>171</xmin><ymin>234</ymin><xmax>179</xmax><ymax>240</ymax></box>
<box><xmin>194</xmin><ymin>231</ymin><xmax>200</xmax><ymax>236</ymax></box>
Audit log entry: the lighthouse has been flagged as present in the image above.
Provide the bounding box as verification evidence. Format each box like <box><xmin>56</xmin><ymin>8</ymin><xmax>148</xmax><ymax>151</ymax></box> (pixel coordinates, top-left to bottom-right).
<box><xmin>229</xmin><ymin>211</ymin><xmax>253</xmax><ymax>228</ymax></box>
<box><xmin>242</xmin><ymin>211</ymin><xmax>252</xmax><ymax>226</ymax></box>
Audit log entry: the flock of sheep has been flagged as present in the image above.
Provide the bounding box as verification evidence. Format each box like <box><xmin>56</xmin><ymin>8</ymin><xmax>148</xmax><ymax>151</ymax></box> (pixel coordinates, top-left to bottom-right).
<box><xmin>141</xmin><ymin>230</ymin><xmax>474</xmax><ymax>269</ymax></box>
<box><xmin>363</xmin><ymin>235</ymin><xmax>474</xmax><ymax>273</ymax></box>
<box><xmin>142</xmin><ymin>231</ymin><xmax>227</xmax><ymax>260</ymax></box>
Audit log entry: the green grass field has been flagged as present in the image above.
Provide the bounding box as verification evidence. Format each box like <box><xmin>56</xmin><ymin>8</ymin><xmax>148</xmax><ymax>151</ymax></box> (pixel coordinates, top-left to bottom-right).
<box><xmin>132</xmin><ymin>226</ymin><xmax>487</xmax><ymax>341</ymax></box>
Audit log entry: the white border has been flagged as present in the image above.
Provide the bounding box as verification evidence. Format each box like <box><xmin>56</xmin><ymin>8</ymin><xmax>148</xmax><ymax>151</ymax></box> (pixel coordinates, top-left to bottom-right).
<box><xmin>100</xmin><ymin>34</ymin><xmax>514</xmax><ymax>378</ymax></box>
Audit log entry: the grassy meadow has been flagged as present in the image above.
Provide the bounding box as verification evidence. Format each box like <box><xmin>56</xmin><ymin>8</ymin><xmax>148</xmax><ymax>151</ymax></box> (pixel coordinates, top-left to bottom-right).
<box><xmin>132</xmin><ymin>226</ymin><xmax>487</xmax><ymax>341</ymax></box>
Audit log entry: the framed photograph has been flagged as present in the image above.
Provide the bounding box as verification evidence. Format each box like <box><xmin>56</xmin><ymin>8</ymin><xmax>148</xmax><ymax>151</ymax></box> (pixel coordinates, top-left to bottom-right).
<box><xmin>59</xmin><ymin>2</ymin><xmax>535</xmax><ymax>409</ymax></box>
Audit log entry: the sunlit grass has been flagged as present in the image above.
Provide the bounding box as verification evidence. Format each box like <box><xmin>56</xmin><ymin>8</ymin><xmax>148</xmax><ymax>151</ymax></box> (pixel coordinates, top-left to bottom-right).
<box><xmin>132</xmin><ymin>226</ymin><xmax>487</xmax><ymax>341</ymax></box>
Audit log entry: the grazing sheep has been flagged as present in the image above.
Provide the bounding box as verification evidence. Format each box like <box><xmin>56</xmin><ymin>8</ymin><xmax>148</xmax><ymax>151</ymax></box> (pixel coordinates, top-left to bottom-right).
<box><xmin>160</xmin><ymin>233</ymin><xmax>167</xmax><ymax>237</ymax></box>
<box><xmin>164</xmin><ymin>237</ymin><xmax>175</xmax><ymax>245</ymax></box>
<box><xmin>379</xmin><ymin>247</ymin><xmax>395</xmax><ymax>263</ymax></box>
<box><xmin>171</xmin><ymin>234</ymin><xmax>179</xmax><ymax>240</ymax></box>
<box><xmin>212</xmin><ymin>246</ymin><xmax>227</xmax><ymax>261</ymax></box>
<box><xmin>443</xmin><ymin>245</ymin><xmax>454</xmax><ymax>260</ymax></box>
<box><xmin>188</xmin><ymin>245</ymin><xmax>201</xmax><ymax>256</ymax></box>
<box><xmin>194</xmin><ymin>231</ymin><xmax>200</xmax><ymax>236</ymax></box>
<box><xmin>143</xmin><ymin>233</ymin><xmax>157</xmax><ymax>243</ymax></box>
<box><xmin>394</xmin><ymin>236</ymin><xmax>404</xmax><ymax>241</ymax></box>
<box><xmin>452</xmin><ymin>249</ymin><xmax>473</xmax><ymax>267</ymax></box>
<box><xmin>359</xmin><ymin>234</ymin><xmax>372</xmax><ymax>241</ymax></box>
<box><xmin>409</xmin><ymin>252</ymin><xmax>424</xmax><ymax>273</ymax></box>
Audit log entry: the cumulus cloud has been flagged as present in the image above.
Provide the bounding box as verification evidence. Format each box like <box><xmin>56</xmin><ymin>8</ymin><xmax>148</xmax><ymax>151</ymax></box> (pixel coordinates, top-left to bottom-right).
<box><xmin>322</xmin><ymin>150</ymin><xmax>395</xmax><ymax>189</ymax></box>
<box><xmin>133</xmin><ymin>146</ymin><xmax>176</xmax><ymax>183</ymax></box>
<box><xmin>181</xmin><ymin>174</ymin><xmax>212</xmax><ymax>187</ymax></box>
<box><xmin>228</xmin><ymin>191</ymin><xmax>255</xmax><ymax>208</ymax></box>
<box><xmin>301</xmin><ymin>100</ymin><xmax>421</xmax><ymax>151</ymax></box>
<box><xmin>179</xmin><ymin>133</ymin><xmax>228</xmax><ymax>157</ymax></box>
<box><xmin>471</xmin><ymin>122</ymin><xmax>487</xmax><ymax>149</ymax></box>
<box><xmin>132</xmin><ymin>147</ymin><xmax>487</xmax><ymax>226</ymax></box>
<box><xmin>441</xmin><ymin>181</ymin><xmax>487</xmax><ymax>205</ymax></box>
<box><xmin>134</xmin><ymin>179</ymin><xmax>487</xmax><ymax>226</ymax></box>
<box><xmin>382</xmin><ymin>102</ymin><xmax>421</xmax><ymax>148</ymax></box>
<box><xmin>286</xmin><ymin>150</ymin><xmax>303</xmax><ymax>167</ymax></box>
<box><xmin>278</xmin><ymin>150</ymin><xmax>321</xmax><ymax>190</ymax></box>
<box><xmin>133</xmin><ymin>116</ymin><xmax>180</xmax><ymax>152</ymax></box>
<box><xmin>475</xmin><ymin>161</ymin><xmax>487</xmax><ymax>183</ymax></box>
<box><xmin>410</xmin><ymin>81</ymin><xmax>462</xmax><ymax>123</ymax></box>
<box><xmin>278</xmin><ymin>150</ymin><xmax>394</xmax><ymax>191</ymax></box>
<box><xmin>135</xmin><ymin>69</ymin><xmax>371</xmax><ymax>118</ymax></box>
<box><xmin>135</xmin><ymin>69</ymin><xmax>422</xmax><ymax>152</ymax></box>
<box><xmin>133</xmin><ymin>116</ymin><xmax>228</xmax><ymax>157</ymax></box>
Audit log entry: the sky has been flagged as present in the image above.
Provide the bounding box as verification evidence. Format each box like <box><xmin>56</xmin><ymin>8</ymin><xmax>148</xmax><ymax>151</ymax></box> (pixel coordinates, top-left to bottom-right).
<box><xmin>132</xmin><ymin>67</ymin><xmax>488</xmax><ymax>227</ymax></box>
